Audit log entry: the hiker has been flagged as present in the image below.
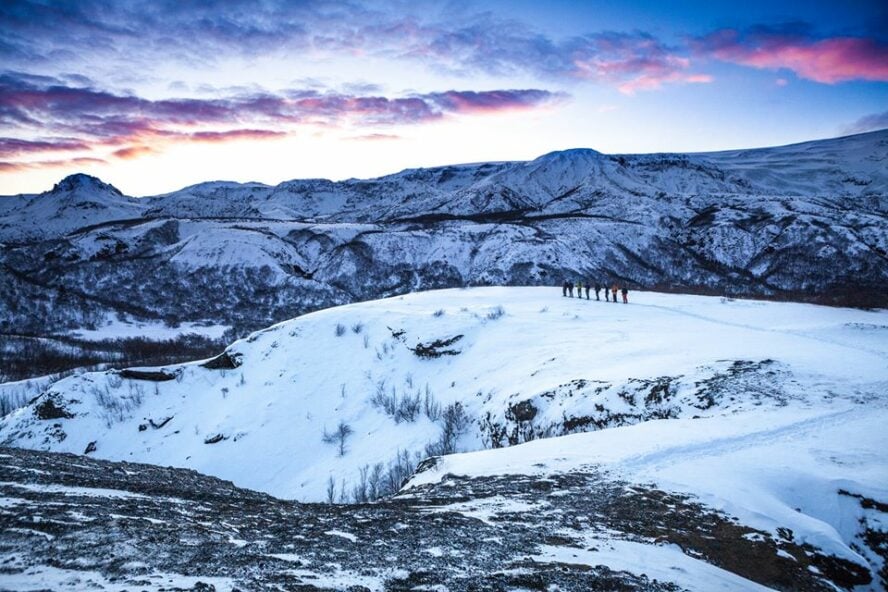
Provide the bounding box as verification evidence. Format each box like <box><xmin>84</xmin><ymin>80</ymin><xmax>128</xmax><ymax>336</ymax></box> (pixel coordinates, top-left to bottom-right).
<box><xmin>604</xmin><ymin>284</ymin><xmax>610</xmax><ymax>302</ymax></box>
<box><xmin>621</xmin><ymin>286</ymin><xmax>629</xmax><ymax>303</ymax></box>
<box><xmin>568</xmin><ymin>281</ymin><xmax>574</xmax><ymax>298</ymax></box>
<box><xmin>562</xmin><ymin>281</ymin><xmax>568</xmax><ymax>297</ymax></box>
<box><xmin>575</xmin><ymin>281</ymin><xmax>583</xmax><ymax>298</ymax></box>
<box><xmin>594</xmin><ymin>283</ymin><xmax>601</xmax><ymax>301</ymax></box>
<box><xmin>584</xmin><ymin>282</ymin><xmax>591</xmax><ymax>300</ymax></box>
<box><xmin>611</xmin><ymin>284</ymin><xmax>618</xmax><ymax>303</ymax></box>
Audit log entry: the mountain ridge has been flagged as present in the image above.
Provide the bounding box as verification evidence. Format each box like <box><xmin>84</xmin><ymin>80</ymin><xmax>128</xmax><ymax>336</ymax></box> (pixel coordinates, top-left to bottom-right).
<box><xmin>0</xmin><ymin>130</ymin><xmax>886</xmax><ymax>354</ymax></box>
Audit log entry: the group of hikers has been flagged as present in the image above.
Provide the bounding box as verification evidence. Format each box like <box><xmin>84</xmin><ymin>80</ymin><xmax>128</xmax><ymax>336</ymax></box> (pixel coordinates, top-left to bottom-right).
<box><xmin>561</xmin><ymin>280</ymin><xmax>629</xmax><ymax>303</ymax></box>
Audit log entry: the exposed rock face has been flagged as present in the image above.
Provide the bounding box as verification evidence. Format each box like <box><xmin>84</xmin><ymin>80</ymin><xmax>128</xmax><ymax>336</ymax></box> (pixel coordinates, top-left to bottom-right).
<box><xmin>0</xmin><ymin>447</ymin><xmax>873</xmax><ymax>591</ymax></box>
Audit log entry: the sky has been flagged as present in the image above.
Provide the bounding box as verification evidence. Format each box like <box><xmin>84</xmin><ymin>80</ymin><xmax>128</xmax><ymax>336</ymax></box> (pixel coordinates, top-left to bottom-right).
<box><xmin>1</xmin><ymin>0</ymin><xmax>886</xmax><ymax>196</ymax></box>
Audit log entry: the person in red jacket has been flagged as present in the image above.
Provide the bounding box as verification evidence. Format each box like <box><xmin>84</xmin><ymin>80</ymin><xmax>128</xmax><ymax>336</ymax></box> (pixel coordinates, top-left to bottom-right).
<box><xmin>611</xmin><ymin>284</ymin><xmax>618</xmax><ymax>303</ymax></box>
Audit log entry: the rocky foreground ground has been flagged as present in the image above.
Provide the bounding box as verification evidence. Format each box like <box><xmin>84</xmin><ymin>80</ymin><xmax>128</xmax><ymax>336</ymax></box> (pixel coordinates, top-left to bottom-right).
<box><xmin>1</xmin><ymin>446</ymin><xmax>878</xmax><ymax>592</ymax></box>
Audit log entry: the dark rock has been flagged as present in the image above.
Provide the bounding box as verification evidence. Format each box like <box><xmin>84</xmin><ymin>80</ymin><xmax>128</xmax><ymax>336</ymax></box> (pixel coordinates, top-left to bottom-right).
<box><xmin>149</xmin><ymin>416</ymin><xmax>173</xmax><ymax>429</ymax></box>
<box><xmin>34</xmin><ymin>395</ymin><xmax>74</xmax><ymax>420</ymax></box>
<box><xmin>119</xmin><ymin>369</ymin><xmax>177</xmax><ymax>381</ymax></box>
<box><xmin>84</xmin><ymin>441</ymin><xmax>97</xmax><ymax>454</ymax></box>
<box><xmin>411</xmin><ymin>335</ymin><xmax>463</xmax><ymax>358</ymax></box>
<box><xmin>414</xmin><ymin>457</ymin><xmax>439</xmax><ymax>475</ymax></box>
<box><xmin>204</xmin><ymin>433</ymin><xmax>225</xmax><ymax>444</ymax></box>
<box><xmin>508</xmin><ymin>400</ymin><xmax>538</xmax><ymax>422</ymax></box>
<box><xmin>202</xmin><ymin>352</ymin><xmax>242</xmax><ymax>370</ymax></box>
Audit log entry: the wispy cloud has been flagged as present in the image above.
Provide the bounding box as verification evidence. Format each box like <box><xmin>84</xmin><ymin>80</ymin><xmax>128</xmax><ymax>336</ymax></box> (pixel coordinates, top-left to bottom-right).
<box><xmin>0</xmin><ymin>156</ymin><xmax>106</xmax><ymax>173</ymax></box>
<box><xmin>0</xmin><ymin>2</ymin><xmax>712</xmax><ymax>94</ymax></box>
<box><xmin>0</xmin><ymin>72</ymin><xmax>564</xmax><ymax>169</ymax></box>
<box><xmin>0</xmin><ymin>137</ymin><xmax>90</xmax><ymax>158</ymax></box>
<box><xmin>841</xmin><ymin>110</ymin><xmax>888</xmax><ymax>134</ymax></box>
<box><xmin>693</xmin><ymin>25</ymin><xmax>888</xmax><ymax>83</ymax></box>
<box><xmin>346</xmin><ymin>133</ymin><xmax>401</xmax><ymax>141</ymax></box>
<box><xmin>355</xmin><ymin>20</ymin><xmax>712</xmax><ymax>93</ymax></box>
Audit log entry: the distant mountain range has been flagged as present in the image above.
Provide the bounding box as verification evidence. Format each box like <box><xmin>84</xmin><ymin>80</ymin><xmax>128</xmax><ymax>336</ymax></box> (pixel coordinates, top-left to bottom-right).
<box><xmin>1</xmin><ymin>130</ymin><xmax>886</xmax><ymax>339</ymax></box>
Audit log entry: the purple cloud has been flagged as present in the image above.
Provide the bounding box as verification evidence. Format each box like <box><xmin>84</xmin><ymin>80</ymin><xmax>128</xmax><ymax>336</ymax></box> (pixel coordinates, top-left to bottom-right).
<box><xmin>0</xmin><ymin>136</ymin><xmax>90</xmax><ymax>158</ymax></box>
<box><xmin>0</xmin><ymin>73</ymin><xmax>563</xmax><ymax>168</ymax></box>
<box><xmin>425</xmin><ymin>89</ymin><xmax>566</xmax><ymax>113</ymax></box>
<box><xmin>0</xmin><ymin>156</ymin><xmax>105</xmax><ymax>173</ymax></box>
<box><xmin>350</xmin><ymin>18</ymin><xmax>710</xmax><ymax>92</ymax></box>
<box><xmin>0</xmin><ymin>2</ymin><xmax>711</xmax><ymax>94</ymax></box>
<box><xmin>693</xmin><ymin>25</ymin><xmax>888</xmax><ymax>83</ymax></box>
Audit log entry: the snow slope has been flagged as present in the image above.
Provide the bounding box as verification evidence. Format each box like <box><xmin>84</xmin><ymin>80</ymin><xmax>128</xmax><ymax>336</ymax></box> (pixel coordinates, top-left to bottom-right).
<box><xmin>2</xmin><ymin>288</ymin><xmax>885</xmax><ymax>496</ymax></box>
<box><xmin>407</xmin><ymin>404</ymin><xmax>886</xmax><ymax>569</ymax></box>
<box><xmin>1</xmin><ymin>287</ymin><xmax>887</xmax><ymax>588</ymax></box>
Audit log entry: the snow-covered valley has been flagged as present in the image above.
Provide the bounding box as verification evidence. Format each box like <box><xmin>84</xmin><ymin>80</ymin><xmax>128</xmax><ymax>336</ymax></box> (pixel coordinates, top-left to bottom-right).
<box><xmin>1</xmin><ymin>287</ymin><xmax>886</xmax><ymax>590</ymax></box>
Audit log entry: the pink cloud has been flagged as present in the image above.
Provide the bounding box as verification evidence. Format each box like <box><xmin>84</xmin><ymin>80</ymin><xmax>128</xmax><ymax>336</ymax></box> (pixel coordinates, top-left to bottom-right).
<box><xmin>187</xmin><ymin>129</ymin><xmax>287</xmax><ymax>143</ymax></box>
<box><xmin>425</xmin><ymin>90</ymin><xmax>566</xmax><ymax>115</ymax></box>
<box><xmin>346</xmin><ymin>133</ymin><xmax>401</xmax><ymax>141</ymax></box>
<box><xmin>113</xmin><ymin>145</ymin><xmax>156</xmax><ymax>159</ymax></box>
<box><xmin>0</xmin><ymin>156</ymin><xmax>106</xmax><ymax>172</ymax></box>
<box><xmin>0</xmin><ymin>137</ymin><xmax>91</xmax><ymax>158</ymax></box>
<box><xmin>618</xmin><ymin>72</ymin><xmax>713</xmax><ymax>95</ymax></box>
<box><xmin>568</xmin><ymin>35</ymin><xmax>712</xmax><ymax>94</ymax></box>
<box><xmin>0</xmin><ymin>74</ymin><xmax>563</xmax><ymax>169</ymax></box>
<box><xmin>695</xmin><ymin>29</ymin><xmax>888</xmax><ymax>83</ymax></box>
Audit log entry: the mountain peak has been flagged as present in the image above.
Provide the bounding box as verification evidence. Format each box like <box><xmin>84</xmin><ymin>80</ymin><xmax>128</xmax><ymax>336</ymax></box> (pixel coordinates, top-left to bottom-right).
<box><xmin>52</xmin><ymin>173</ymin><xmax>122</xmax><ymax>196</ymax></box>
<box><xmin>533</xmin><ymin>148</ymin><xmax>604</xmax><ymax>162</ymax></box>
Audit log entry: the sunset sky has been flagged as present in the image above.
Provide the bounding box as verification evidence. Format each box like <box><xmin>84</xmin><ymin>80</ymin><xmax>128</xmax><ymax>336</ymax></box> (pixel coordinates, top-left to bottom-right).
<box><xmin>1</xmin><ymin>0</ymin><xmax>886</xmax><ymax>196</ymax></box>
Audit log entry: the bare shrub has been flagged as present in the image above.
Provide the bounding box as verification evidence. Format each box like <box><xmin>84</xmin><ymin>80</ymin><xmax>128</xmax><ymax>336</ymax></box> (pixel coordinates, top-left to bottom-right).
<box><xmin>422</xmin><ymin>385</ymin><xmax>441</xmax><ymax>422</ymax></box>
<box><xmin>91</xmin><ymin>380</ymin><xmax>145</xmax><ymax>427</ymax></box>
<box><xmin>426</xmin><ymin>402</ymin><xmax>470</xmax><ymax>457</ymax></box>
<box><xmin>369</xmin><ymin>381</ymin><xmax>423</xmax><ymax>423</ymax></box>
<box><xmin>351</xmin><ymin>322</ymin><xmax>364</xmax><ymax>334</ymax></box>
<box><xmin>397</xmin><ymin>393</ymin><xmax>421</xmax><ymax>423</ymax></box>
<box><xmin>326</xmin><ymin>476</ymin><xmax>336</xmax><ymax>504</ymax></box>
<box><xmin>322</xmin><ymin>420</ymin><xmax>353</xmax><ymax>456</ymax></box>
<box><xmin>432</xmin><ymin>309</ymin><xmax>445</xmax><ymax>317</ymax></box>
<box><xmin>352</xmin><ymin>465</ymin><xmax>369</xmax><ymax>503</ymax></box>
<box><xmin>368</xmin><ymin>462</ymin><xmax>384</xmax><ymax>500</ymax></box>
<box><xmin>0</xmin><ymin>334</ymin><xmax>227</xmax><ymax>383</ymax></box>
<box><xmin>381</xmin><ymin>449</ymin><xmax>421</xmax><ymax>497</ymax></box>
<box><xmin>334</xmin><ymin>323</ymin><xmax>346</xmax><ymax>337</ymax></box>
<box><xmin>127</xmin><ymin>382</ymin><xmax>145</xmax><ymax>406</ymax></box>
<box><xmin>0</xmin><ymin>390</ymin><xmax>29</xmax><ymax>417</ymax></box>
<box><xmin>486</xmin><ymin>305</ymin><xmax>505</xmax><ymax>320</ymax></box>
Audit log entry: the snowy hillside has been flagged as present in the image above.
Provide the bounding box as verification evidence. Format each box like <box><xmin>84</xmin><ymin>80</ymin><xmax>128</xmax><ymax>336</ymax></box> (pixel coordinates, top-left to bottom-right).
<box><xmin>2</xmin><ymin>287</ymin><xmax>886</xmax><ymax>588</ymax></box>
<box><xmin>1</xmin><ymin>131</ymin><xmax>886</xmax><ymax>355</ymax></box>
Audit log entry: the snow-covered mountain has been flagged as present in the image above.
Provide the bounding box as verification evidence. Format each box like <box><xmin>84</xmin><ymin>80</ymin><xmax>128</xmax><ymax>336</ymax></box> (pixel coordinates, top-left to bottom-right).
<box><xmin>1</xmin><ymin>131</ymin><xmax>886</xmax><ymax>346</ymax></box>
<box><xmin>2</xmin><ymin>287</ymin><xmax>886</xmax><ymax>589</ymax></box>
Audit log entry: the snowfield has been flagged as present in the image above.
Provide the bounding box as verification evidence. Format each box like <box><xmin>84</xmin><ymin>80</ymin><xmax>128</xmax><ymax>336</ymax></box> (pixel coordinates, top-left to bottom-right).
<box><xmin>1</xmin><ymin>287</ymin><xmax>887</xmax><ymax>589</ymax></box>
